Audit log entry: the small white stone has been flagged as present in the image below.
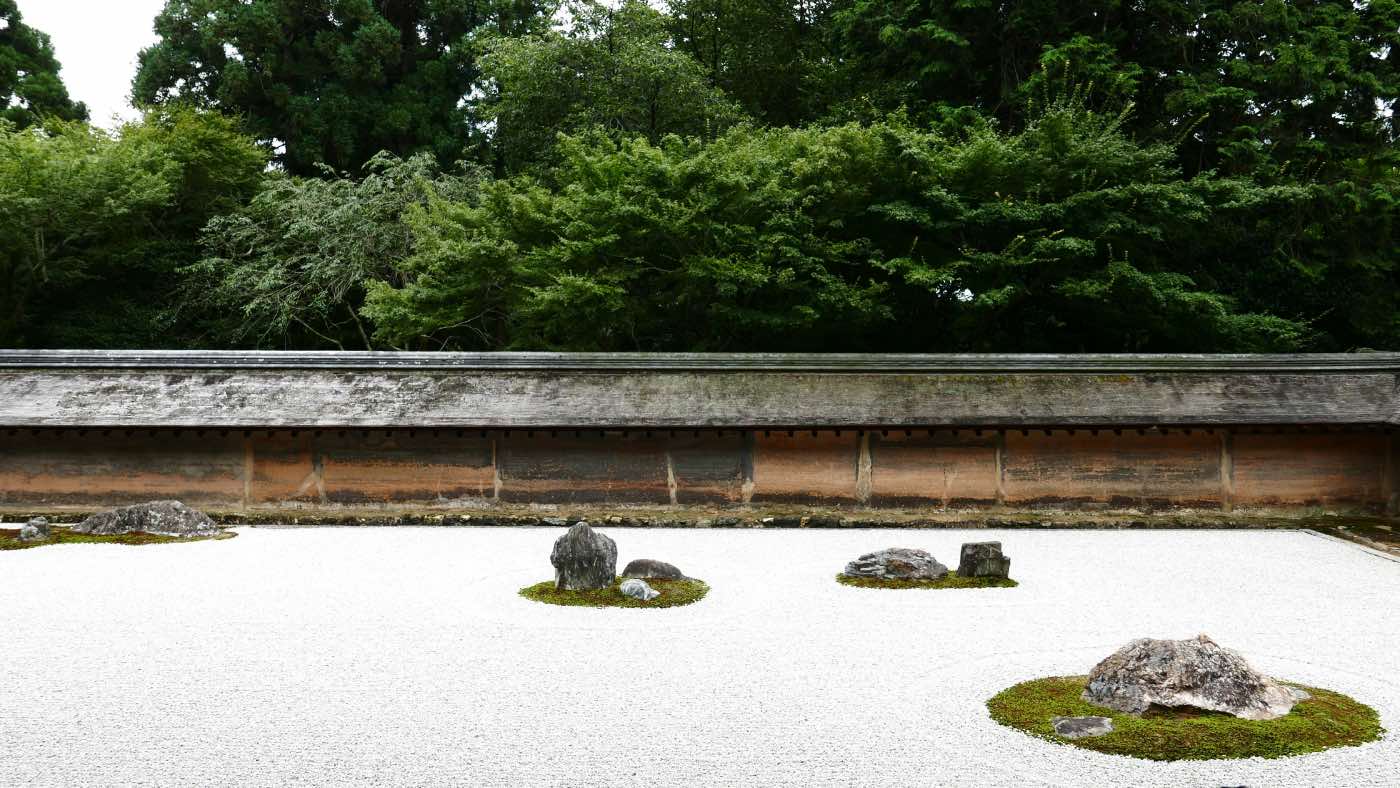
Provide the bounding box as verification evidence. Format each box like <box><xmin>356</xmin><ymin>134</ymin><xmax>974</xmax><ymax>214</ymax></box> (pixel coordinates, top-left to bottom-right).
<box><xmin>619</xmin><ymin>578</ymin><xmax>660</xmax><ymax>601</ymax></box>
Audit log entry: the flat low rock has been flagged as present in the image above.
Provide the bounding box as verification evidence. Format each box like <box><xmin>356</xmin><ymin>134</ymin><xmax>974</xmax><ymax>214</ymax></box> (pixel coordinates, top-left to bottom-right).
<box><xmin>843</xmin><ymin>547</ymin><xmax>948</xmax><ymax>580</ymax></box>
<box><xmin>621</xmin><ymin>559</ymin><xmax>685</xmax><ymax>580</ymax></box>
<box><xmin>958</xmin><ymin>541</ymin><xmax>1011</xmax><ymax>579</ymax></box>
<box><xmin>72</xmin><ymin>501</ymin><xmax>218</xmax><ymax>537</ymax></box>
<box><xmin>1051</xmin><ymin>716</ymin><xmax>1114</xmax><ymax>739</ymax></box>
<box><xmin>1082</xmin><ymin>634</ymin><xmax>1299</xmax><ymax>720</ymax></box>
<box><xmin>619</xmin><ymin>579</ymin><xmax>660</xmax><ymax>601</ymax></box>
<box><xmin>550</xmin><ymin>522</ymin><xmax>617</xmax><ymax>591</ymax></box>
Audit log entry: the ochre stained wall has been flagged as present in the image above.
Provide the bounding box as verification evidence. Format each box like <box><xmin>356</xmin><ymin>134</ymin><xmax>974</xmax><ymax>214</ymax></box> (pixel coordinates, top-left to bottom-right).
<box><xmin>0</xmin><ymin>427</ymin><xmax>1390</xmax><ymax>513</ymax></box>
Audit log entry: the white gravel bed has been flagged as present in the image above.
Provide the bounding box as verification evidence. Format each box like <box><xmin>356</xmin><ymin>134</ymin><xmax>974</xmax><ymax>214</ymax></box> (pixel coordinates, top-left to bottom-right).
<box><xmin>1</xmin><ymin>527</ymin><xmax>1397</xmax><ymax>787</ymax></box>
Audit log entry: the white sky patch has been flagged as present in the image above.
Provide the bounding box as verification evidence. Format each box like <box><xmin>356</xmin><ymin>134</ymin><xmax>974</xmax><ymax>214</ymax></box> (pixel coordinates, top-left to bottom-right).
<box><xmin>18</xmin><ymin>0</ymin><xmax>168</xmax><ymax>128</ymax></box>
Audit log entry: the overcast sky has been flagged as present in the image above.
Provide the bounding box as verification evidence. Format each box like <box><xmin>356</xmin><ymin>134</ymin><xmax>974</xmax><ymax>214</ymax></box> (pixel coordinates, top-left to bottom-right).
<box><xmin>20</xmin><ymin>0</ymin><xmax>168</xmax><ymax>128</ymax></box>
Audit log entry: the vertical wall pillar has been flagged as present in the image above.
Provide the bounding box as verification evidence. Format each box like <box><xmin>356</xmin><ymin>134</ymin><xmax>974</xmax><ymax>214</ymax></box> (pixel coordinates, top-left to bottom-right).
<box><xmin>1219</xmin><ymin>430</ymin><xmax>1235</xmax><ymax>513</ymax></box>
<box><xmin>855</xmin><ymin>432</ymin><xmax>873</xmax><ymax>504</ymax></box>
<box><xmin>993</xmin><ymin>430</ymin><xmax>1007</xmax><ymax>506</ymax></box>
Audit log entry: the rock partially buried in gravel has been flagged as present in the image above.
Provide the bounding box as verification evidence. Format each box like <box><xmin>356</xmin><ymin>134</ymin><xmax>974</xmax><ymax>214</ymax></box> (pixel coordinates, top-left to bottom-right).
<box><xmin>1051</xmin><ymin>716</ymin><xmax>1114</xmax><ymax>739</ymax></box>
<box><xmin>621</xmin><ymin>559</ymin><xmax>686</xmax><ymax>580</ymax></box>
<box><xmin>957</xmin><ymin>541</ymin><xmax>1011</xmax><ymax>579</ymax></box>
<box><xmin>72</xmin><ymin>501</ymin><xmax>219</xmax><ymax>537</ymax></box>
<box><xmin>619</xmin><ymin>579</ymin><xmax>660</xmax><ymax>601</ymax></box>
<box><xmin>1082</xmin><ymin>634</ymin><xmax>1298</xmax><ymax>720</ymax></box>
<box><xmin>19</xmin><ymin>516</ymin><xmax>50</xmax><ymax>541</ymax></box>
<box><xmin>550</xmin><ymin>521</ymin><xmax>618</xmax><ymax>591</ymax></box>
<box><xmin>843</xmin><ymin>547</ymin><xmax>948</xmax><ymax>580</ymax></box>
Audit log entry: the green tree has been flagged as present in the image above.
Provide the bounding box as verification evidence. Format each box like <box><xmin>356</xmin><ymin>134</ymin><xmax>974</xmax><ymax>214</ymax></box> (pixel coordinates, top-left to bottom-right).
<box><xmin>666</xmin><ymin>0</ymin><xmax>835</xmax><ymax>127</ymax></box>
<box><xmin>133</xmin><ymin>0</ymin><xmax>553</xmax><ymax>175</ymax></box>
<box><xmin>0</xmin><ymin>0</ymin><xmax>87</xmax><ymax>128</ymax></box>
<box><xmin>188</xmin><ymin>153</ymin><xmax>481</xmax><ymax>349</ymax></box>
<box><xmin>364</xmin><ymin>102</ymin><xmax>1313</xmax><ymax>352</ymax></box>
<box><xmin>480</xmin><ymin>0</ymin><xmax>744</xmax><ymax>173</ymax></box>
<box><xmin>0</xmin><ymin>108</ymin><xmax>266</xmax><ymax>347</ymax></box>
<box><xmin>826</xmin><ymin>0</ymin><xmax>1400</xmax><ymax>179</ymax></box>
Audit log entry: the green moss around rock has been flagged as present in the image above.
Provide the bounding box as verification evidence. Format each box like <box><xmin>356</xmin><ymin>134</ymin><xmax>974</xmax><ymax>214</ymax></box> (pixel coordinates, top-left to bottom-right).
<box><xmin>987</xmin><ymin>675</ymin><xmax>1382</xmax><ymax>761</ymax></box>
<box><xmin>835</xmin><ymin>571</ymin><xmax>1017</xmax><ymax>589</ymax></box>
<box><xmin>0</xmin><ymin>526</ymin><xmax>236</xmax><ymax>551</ymax></box>
<box><xmin>519</xmin><ymin>577</ymin><xmax>709</xmax><ymax>608</ymax></box>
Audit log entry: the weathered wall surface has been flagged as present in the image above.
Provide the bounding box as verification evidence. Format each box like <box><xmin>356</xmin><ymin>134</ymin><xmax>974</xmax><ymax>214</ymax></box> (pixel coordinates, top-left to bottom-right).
<box><xmin>1</xmin><ymin>427</ymin><xmax>1388</xmax><ymax>514</ymax></box>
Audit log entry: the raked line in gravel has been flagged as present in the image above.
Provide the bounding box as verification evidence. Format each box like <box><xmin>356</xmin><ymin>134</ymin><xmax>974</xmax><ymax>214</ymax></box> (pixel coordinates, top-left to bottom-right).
<box><xmin>1</xmin><ymin>526</ymin><xmax>1396</xmax><ymax>787</ymax></box>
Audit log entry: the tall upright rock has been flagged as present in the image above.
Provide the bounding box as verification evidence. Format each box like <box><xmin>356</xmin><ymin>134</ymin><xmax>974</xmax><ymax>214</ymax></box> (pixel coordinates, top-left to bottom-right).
<box><xmin>549</xmin><ymin>522</ymin><xmax>617</xmax><ymax>591</ymax></box>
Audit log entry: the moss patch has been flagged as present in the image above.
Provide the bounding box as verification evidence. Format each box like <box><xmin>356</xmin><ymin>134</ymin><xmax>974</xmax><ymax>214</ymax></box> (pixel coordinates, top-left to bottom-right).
<box><xmin>987</xmin><ymin>675</ymin><xmax>1382</xmax><ymax>761</ymax></box>
<box><xmin>836</xmin><ymin>571</ymin><xmax>1017</xmax><ymax>589</ymax></box>
<box><xmin>0</xmin><ymin>527</ymin><xmax>236</xmax><ymax>551</ymax></box>
<box><xmin>519</xmin><ymin>577</ymin><xmax>709</xmax><ymax>608</ymax></box>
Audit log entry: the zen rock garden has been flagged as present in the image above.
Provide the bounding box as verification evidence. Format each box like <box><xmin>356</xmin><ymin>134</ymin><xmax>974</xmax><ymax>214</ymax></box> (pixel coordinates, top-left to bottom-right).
<box><xmin>1</xmin><ymin>500</ymin><xmax>231</xmax><ymax>551</ymax></box>
<box><xmin>518</xmin><ymin>522</ymin><xmax>709</xmax><ymax>608</ymax></box>
<box><xmin>988</xmin><ymin>634</ymin><xmax>1381</xmax><ymax>761</ymax></box>
<box><xmin>837</xmin><ymin>541</ymin><xmax>1017</xmax><ymax>589</ymax></box>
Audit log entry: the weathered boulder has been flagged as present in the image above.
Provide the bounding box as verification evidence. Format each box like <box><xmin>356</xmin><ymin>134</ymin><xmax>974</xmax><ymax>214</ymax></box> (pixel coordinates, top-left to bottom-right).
<box><xmin>72</xmin><ymin>501</ymin><xmax>218</xmax><ymax>537</ymax></box>
<box><xmin>619</xmin><ymin>579</ymin><xmax>660</xmax><ymax>601</ymax></box>
<box><xmin>1082</xmin><ymin>634</ymin><xmax>1298</xmax><ymax>720</ymax></box>
<box><xmin>550</xmin><ymin>521</ymin><xmax>618</xmax><ymax>591</ymax></box>
<box><xmin>19</xmin><ymin>516</ymin><xmax>51</xmax><ymax>542</ymax></box>
<box><xmin>957</xmin><ymin>541</ymin><xmax>1011</xmax><ymax>579</ymax></box>
<box><xmin>1051</xmin><ymin>716</ymin><xmax>1114</xmax><ymax>739</ymax></box>
<box><xmin>843</xmin><ymin>548</ymin><xmax>948</xmax><ymax>580</ymax></box>
<box><xmin>621</xmin><ymin>559</ymin><xmax>685</xmax><ymax>580</ymax></box>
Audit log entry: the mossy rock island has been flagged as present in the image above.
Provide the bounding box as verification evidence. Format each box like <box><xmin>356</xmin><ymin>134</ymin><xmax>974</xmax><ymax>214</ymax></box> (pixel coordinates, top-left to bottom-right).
<box><xmin>519</xmin><ymin>577</ymin><xmax>710</xmax><ymax>608</ymax></box>
<box><xmin>987</xmin><ymin>675</ymin><xmax>1381</xmax><ymax>761</ymax></box>
<box><xmin>1</xmin><ymin>525</ymin><xmax>235</xmax><ymax>551</ymax></box>
<box><xmin>836</xmin><ymin>572</ymin><xmax>1017</xmax><ymax>590</ymax></box>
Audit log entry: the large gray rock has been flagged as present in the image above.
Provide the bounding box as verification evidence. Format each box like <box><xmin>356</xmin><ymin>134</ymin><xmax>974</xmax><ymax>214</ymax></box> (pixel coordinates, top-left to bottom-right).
<box><xmin>843</xmin><ymin>548</ymin><xmax>948</xmax><ymax>580</ymax></box>
<box><xmin>619</xmin><ymin>579</ymin><xmax>660</xmax><ymax>601</ymax></box>
<box><xmin>19</xmin><ymin>516</ymin><xmax>51</xmax><ymax>542</ymax></box>
<box><xmin>621</xmin><ymin>559</ymin><xmax>685</xmax><ymax>580</ymax></box>
<box><xmin>957</xmin><ymin>541</ymin><xmax>1011</xmax><ymax>579</ymax></box>
<box><xmin>1082</xmin><ymin>634</ymin><xmax>1298</xmax><ymax>720</ymax></box>
<box><xmin>550</xmin><ymin>521</ymin><xmax>618</xmax><ymax>591</ymax></box>
<box><xmin>72</xmin><ymin>501</ymin><xmax>218</xmax><ymax>537</ymax></box>
<box><xmin>1051</xmin><ymin>716</ymin><xmax>1114</xmax><ymax>739</ymax></box>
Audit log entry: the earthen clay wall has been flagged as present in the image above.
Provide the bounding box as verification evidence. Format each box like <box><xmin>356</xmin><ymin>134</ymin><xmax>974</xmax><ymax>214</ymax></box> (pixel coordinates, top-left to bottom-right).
<box><xmin>2</xmin><ymin>427</ymin><xmax>1389</xmax><ymax>515</ymax></box>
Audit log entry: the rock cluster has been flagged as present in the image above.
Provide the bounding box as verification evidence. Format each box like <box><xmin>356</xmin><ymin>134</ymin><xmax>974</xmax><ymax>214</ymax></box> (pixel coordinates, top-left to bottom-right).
<box><xmin>72</xmin><ymin>501</ymin><xmax>218</xmax><ymax>537</ymax></box>
<box><xmin>843</xmin><ymin>547</ymin><xmax>948</xmax><ymax>580</ymax></box>
<box><xmin>621</xmin><ymin>559</ymin><xmax>686</xmax><ymax>580</ymax></box>
<box><xmin>19</xmin><ymin>516</ymin><xmax>51</xmax><ymax>542</ymax></box>
<box><xmin>957</xmin><ymin>541</ymin><xmax>1011</xmax><ymax>579</ymax></box>
<box><xmin>550</xmin><ymin>522</ymin><xmax>618</xmax><ymax>591</ymax></box>
<box><xmin>619</xmin><ymin>579</ymin><xmax>660</xmax><ymax>601</ymax></box>
<box><xmin>1082</xmin><ymin>634</ymin><xmax>1299</xmax><ymax>720</ymax></box>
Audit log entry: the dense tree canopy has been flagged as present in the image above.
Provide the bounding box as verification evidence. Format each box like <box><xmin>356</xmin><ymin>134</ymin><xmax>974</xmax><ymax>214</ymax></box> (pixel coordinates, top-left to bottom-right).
<box><xmin>133</xmin><ymin>0</ymin><xmax>553</xmax><ymax>174</ymax></box>
<box><xmin>481</xmin><ymin>0</ymin><xmax>744</xmax><ymax>173</ymax></box>
<box><xmin>0</xmin><ymin>0</ymin><xmax>86</xmax><ymax>128</ymax></box>
<box><xmin>826</xmin><ymin>0</ymin><xmax>1400</xmax><ymax>179</ymax></box>
<box><xmin>0</xmin><ymin>109</ymin><xmax>266</xmax><ymax>347</ymax></box>
<box><xmin>2</xmin><ymin>0</ymin><xmax>1398</xmax><ymax>353</ymax></box>
<box><xmin>361</xmin><ymin>105</ymin><xmax>1316</xmax><ymax>352</ymax></box>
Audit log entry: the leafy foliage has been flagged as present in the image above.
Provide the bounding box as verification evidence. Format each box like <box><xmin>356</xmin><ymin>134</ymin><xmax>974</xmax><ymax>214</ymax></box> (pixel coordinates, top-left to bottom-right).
<box><xmin>133</xmin><ymin>0</ymin><xmax>553</xmax><ymax>174</ymax></box>
<box><xmin>189</xmin><ymin>153</ymin><xmax>481</xmax><ymax>348</ymax></box>
<box><xmin>0</xmin><ymin>108</ymin><xmax>266</xmax><ymax>347</ymax></box>
<box><xmin>0</xmin><ymin>0</ymin><xmax>87</xmax><ymax>128</ymax></box>
<box><xmin>480</xmin><ymin>0</ymin><xmax>744</xmax><ymax>173</ymax></box>
<box><xmin>366</xmin><ymin>103</ymin><xmax>1314</xmax><ymax>352</ymax></box>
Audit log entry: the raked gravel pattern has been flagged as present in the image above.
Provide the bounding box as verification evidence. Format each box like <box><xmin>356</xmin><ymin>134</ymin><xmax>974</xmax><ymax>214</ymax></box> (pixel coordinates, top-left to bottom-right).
<box><xmin>1</xmin><ymin>527</ymin><xmax>1397</xmax><ymax>787</ymax></box>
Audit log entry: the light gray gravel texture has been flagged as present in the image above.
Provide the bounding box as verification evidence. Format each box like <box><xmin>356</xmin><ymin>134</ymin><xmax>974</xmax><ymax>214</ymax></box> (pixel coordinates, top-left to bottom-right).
<box><xmin>1</xmin><ymin>527</ymin><xmax>1396</xmax><ymax>787</ymax></box>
